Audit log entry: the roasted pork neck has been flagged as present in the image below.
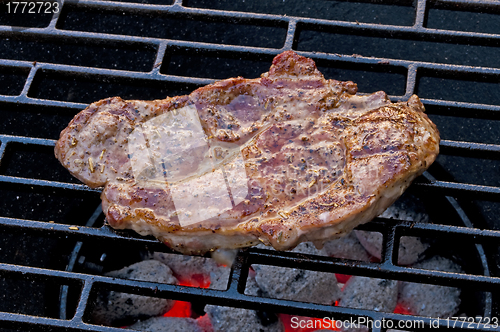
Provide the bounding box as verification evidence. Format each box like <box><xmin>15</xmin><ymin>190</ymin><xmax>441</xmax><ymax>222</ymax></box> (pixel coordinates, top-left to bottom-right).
<box><xmin>55</xmin><ymin>51</ymin><xmax>439</xmax><ymax>254</ymax></box>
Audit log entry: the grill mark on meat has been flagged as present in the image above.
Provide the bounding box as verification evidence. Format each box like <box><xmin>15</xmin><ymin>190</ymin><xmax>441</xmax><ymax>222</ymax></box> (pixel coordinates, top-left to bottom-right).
<box><xmin>55</xmin><ymin>51</ymin><xmax>439</xmax><ymax>254</ymax></box>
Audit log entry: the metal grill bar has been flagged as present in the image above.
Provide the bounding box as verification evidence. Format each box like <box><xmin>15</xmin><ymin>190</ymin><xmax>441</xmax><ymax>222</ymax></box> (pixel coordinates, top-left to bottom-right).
<box><xmin>0</xmin><ymin>176</ymin><xmax>98</xmax><ymax>192</ymax></box>
<box><xmin>47</xmin><ymin>0</ymin><xmax>500</xmax><ymax>43</ymax></box>
<box><xmin>2</xmin><ymin>26</ymin><xmax>500</xmax><ymax>73</ymax></box>
<box><xmin>413</xmin><ymin>180</ymin><xmax>500</xmax><ymax>201</ymax></box>
<box><xmin>0</xmin><ymin>311</ymin><xmax>124</xmax><ymax>332</ymax></box>
<box><xmin>0</xmin><ymin>254</ymin><xmax>498</xmax><ymax>331</ymax></box>
<box><xmin>2</xmin><ymin>51</ymin><xmax>500</xmax><ymax>122</ymax></box>
<box><xmin>3</xmin><ymin>244</ymin><xmax>500</xmax><ymax>291</ymax></box>
<box><xmin>440</xmin><ymin>140</ymin><xmax>500</xmax><ymax>159</ymax></box>
<box><xmin>1</xmin><ymin>310</ymin><xmax>496</xmax><ymax>332</ymax></box>
<box><xmin>2</xmin><ymin>215</ymin><xmax>500</xmax><ymax>256</ymax></box>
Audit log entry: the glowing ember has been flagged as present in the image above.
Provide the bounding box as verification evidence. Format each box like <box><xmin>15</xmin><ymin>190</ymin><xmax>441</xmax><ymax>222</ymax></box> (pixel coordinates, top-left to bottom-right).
<box><xmin>177</xmin><ymin>273</ymin><xmax>211</xmax><ymax>289</ymax></box>
<box><xmin>162</xmin><ymin>274</ymin><xmax>211</xmax><ymax>319</ymax></box>
<box><xmin>163</xmin><ymin>301</ymin><xmax>192</xmax><ymax>318</ymax></box>
<box><xmin>394</xmin><ymin>303</ymin><xmax>413</xmax><ymax>315</ymax></box>
<box><xmin>119</xmin><ymin>248</ymin><xmax>430</xmax><ymax>332</ymax></box>
<box><xmin>335</xmin><ymin>273</ymin><xmax>351</xmax><ymax>284</ymax></box>
<box><xmin>280</xmin><ymin>314</ymin><xmax>339</xmax><ymax>331</ymax></box>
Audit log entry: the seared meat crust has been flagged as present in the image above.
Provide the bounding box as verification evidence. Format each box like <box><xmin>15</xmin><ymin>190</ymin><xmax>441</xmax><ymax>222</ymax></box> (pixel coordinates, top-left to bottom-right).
<box><xmin>55</xmin><ymin>51</ymin><xmax>439</xmax><ymax>254</ymax></box>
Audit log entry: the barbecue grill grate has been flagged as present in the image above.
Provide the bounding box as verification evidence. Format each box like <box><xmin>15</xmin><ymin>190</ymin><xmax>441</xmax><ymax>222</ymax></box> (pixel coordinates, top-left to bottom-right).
<box><xmin>1</xmin><ymin>0</ymin><xmax>500</xmax><ymax>331</ymax></box>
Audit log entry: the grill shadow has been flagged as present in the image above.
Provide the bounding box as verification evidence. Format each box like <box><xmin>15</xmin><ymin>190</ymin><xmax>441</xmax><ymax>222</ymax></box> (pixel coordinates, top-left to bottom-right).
<box><xmin>57</xmin><ymin>3</ymin><xmax>288</xmax><ymax>49</ymax></box>
<box><xmin>161</xmin><ymin>47</ymin><xmax>274</xmax><ymax>80</ymax></box>
<box><xmin>28</xmin><ymin>70</ymin><xmax>201</xmax><ymax>104</ymax></box>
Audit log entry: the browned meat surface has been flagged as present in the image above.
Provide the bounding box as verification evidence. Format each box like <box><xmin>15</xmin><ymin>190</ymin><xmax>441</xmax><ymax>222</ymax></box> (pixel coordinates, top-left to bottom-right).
<box><xmin>55</xmin><ymin>51</ymin><xmax>439</xmax><ymax>254</ymax></box>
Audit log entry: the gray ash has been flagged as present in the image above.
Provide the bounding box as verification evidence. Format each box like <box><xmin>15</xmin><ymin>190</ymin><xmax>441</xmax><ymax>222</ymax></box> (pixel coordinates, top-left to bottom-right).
<box><xmin>128</xmin><ymin>316</ymin><xmax>203</xmax><ymax>332</ymax></box>
<box><xmin>91</xmin><ymin>260</ymin><xmax>178</xmax><ymax>326</ymax></box>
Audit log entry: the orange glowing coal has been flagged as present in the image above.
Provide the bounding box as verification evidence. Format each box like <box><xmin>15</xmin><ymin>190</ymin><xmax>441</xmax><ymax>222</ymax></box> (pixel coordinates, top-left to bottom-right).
<box><xmin>335</xmin><ymin>273</ymin><xmax>352</xmax><ymax>284</ymax></box>
<box><xmin>280</xmin><ymin>314</ymin><xmax>339</xmax><ymax>331</ymax></box>
<box><xmin>163</xmin><ymin>300</ymin><xmax>193</xmax><ymax>318</ymax></box>
<box><xmin>127</xmin><ymin>271</ymin><xmax>365</xmax><ymax>331</ymax></box>
<box><xmin>177</xmin><ymin>273</ymin><xmax>211</xmax><ymax>289</ymax></box>
<box><xmin>162</xmin><ymin>275</ymin><xmax>211</xmax><ymax>319</ymax></box>
<box><xmin>394</xmin><ymin>303</ymin><xmax>413</xmax><ymax>315</ymax></box>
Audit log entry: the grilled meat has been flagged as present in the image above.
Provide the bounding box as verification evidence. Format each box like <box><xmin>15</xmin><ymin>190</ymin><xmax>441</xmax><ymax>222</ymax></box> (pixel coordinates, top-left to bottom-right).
<box><xmin>55</xmin><ymin>51</ymin><xmax>439</xmax><ymax>254</ymax></box>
